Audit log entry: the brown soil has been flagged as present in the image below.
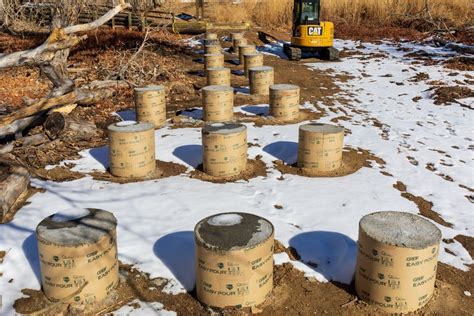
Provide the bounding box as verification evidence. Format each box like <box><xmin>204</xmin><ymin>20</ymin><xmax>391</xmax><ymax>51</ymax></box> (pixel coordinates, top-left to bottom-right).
<box><xmin>31</xmin><ymin>166</ymin><xmax>85</xmax><ymax>182</ymax></box>
<box><xmin>235</xmin><ymin>109</ymin><xmax>323</xmax><ymax>127</ymax></box>
<box><xmin>2</xmin><ymin>28</ymin><xmax>473</xmax><ymax>315</ymax></box>
<box><xmin>189</xmin><ymin>158</ymin><xmax>267</xmax><ymax>183</ymax></box>
<box><xmin>90</xmin><ymin>160</ymin><xmax>187</xmax><ymax>184</ymax></box>
<box><xmin>12</xmin><ymin>138</ymin><xmax>107</xmax><ymax>169</ymax></box>
<box><xmin>14</xmin><ymin>240</ymin><xmax>474</xmax><ymax>316</ymax></box>
<box><xmin>392</xmin><ymin>181</ymin><xmax>454</xmax><ymax>228</ymax></box>
<box><xmin>26</xmin><ymin>160</ymin><xmax>187</xmax><ymax>184</ymax></box>
<box><xmin>273</xmin><ymin>148</ymin><xmax>384</xmax><ymax>178</ymax></box>
<box><xmin>444</xmin><ymin>57</ymin><xmax>474</xmax><ymax>72</ymax></box>
<box><xmin>0</xmin><ymin>67</ymin><xmax>50</xmax><ymax>110</ymax></box>
<box><xmin>433</xmin><ymin>86</ymin><xmax>474</xmax><ymax>106</ymax></box>
<box><xmin>171</xmin><ymin>108</ymin><xmax>323</xmax><ymax>129</ymax></box>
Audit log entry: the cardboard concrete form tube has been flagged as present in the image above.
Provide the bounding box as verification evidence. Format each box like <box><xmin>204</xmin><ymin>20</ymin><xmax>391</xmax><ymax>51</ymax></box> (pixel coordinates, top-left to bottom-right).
<box><xmin>134</xmin><ymin>85</ymin><xmax>166</xmax><ymax>129</ymax></box>
<box><xmin>205</xmin><ymin>44</ymin><xmax>222</xmax><ymax>55</ymax></box>
<box><xmin>36</xmin><ymin>209</ymin><xmax>119</xmax><ymax>305</ymax></box>
<box><xmin>297</xmin><ymin>123</ymin><xmax>344</xmax><ymax>171</ymax></box>
<box><xmin>204</xmin><ymin>53</ymin><xmax>225</xmax><ymax>70</ymax></box>
<box><xmin>202</xmin><ymin>123</ymin><xmax>247</xmax><ymax>177</ymax></box>
<box><xmin>206</xmin><ymin>67</ymin><xmax>231</xmax><ymax>86</ymax></box>
<box><xmin>232</xmin><ymin>38</ymin><xmax>247</xmax><ymax>52</ymax></box>
<box><xmin>206</xmin><ymin>33</ymin><xmax>218</xmax><ymax>40</ymax></box>
<box><xmin>269</xmin><ymin>84</ymin><xmax>300</xmax><ymax>121</ymax></box>
<box><xmin>355</xmin><ymin>211</ymin><xmax>442</xmax><ymax>313</ymax></box>
<box><xmin>244</xmin><ymin>53</ymin><xmax>264</xmax><ymax>78</ymax></box>
<box><xmin>108</xmin><ymin>121</ymin><xmax>156</xmax><ymax>178</ymax></box>
<box><xmin>195</xmin><ymin>212</ymin><xmax>274</xmax><ymax>308</ymax></box>
<box><xmin>249</xmin><ymin>66</ymin><xmax>274</xmax><ymax>96</ymax></box>
<box><xmin>231</xmin><ymin>32</ymin><xmax>244</xmax><ymax>42</ymax></box>
<box><xmin>238</xmin><ymin>44</ymin><xmax>256</xmax><ymax>65</ymax></box>
<box><xmin>202</xmin><ymin>86</ymin><xmax>234</xmax><ymax>122</ymax></box>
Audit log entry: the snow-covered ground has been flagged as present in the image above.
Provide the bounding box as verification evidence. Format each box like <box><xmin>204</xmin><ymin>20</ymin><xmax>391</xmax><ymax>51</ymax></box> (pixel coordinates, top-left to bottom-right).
<box><xmin>0</xmin><ymin>39</ymin><xmax>472</xmax><ymax>314</ymax></box>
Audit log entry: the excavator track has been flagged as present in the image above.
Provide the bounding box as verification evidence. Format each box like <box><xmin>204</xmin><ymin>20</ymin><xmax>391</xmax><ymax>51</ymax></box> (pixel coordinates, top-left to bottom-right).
<box><xmin>283</xmin><ymin>44</ymin><xmax>302</xmax><ymax>61</ymax></box>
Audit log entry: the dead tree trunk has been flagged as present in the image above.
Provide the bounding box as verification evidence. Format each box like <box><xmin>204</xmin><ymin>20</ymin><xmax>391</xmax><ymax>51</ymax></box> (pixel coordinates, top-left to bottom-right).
<box><xmin>0</xmin><ymin>1</ymin><xmax>131</xmax><ymax>137</ymax></box>
<box><xmin>0</xmin><ymin>166</ymin><xmax>29</xmax><ymax>223</ymax></box>
<box><xmin>44</xmin><ymin>112</ymin><xmax>99</xmax><ymax>141</ymax></box>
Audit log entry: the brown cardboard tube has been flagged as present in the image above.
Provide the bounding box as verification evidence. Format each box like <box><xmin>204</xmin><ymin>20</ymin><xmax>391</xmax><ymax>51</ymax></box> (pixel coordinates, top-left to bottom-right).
<box><xmin>108</xmin><ymin>121</ymin><xmax>156</xmax><ymax>178</ymax></box>
<box><xmin>297</xmin><ymin>123</ymin><xmax>344</xmax><ymax>172</ymax></box>
<box><xmin>232</xmin><ymin>38</ymin><xmax>247</xmax><ymax>52</ymax></box>
<box><xmin>195</xmin><ymin>212</ymin><xmax>274</xmax><ymax>308</ymax></box>
<box><xmin>355</xmin><ymin>211</ymin><xmax>442</xmax><ymax>313</ymax></box>
<box><xmin>238</xmin><ymin>45</ymin><xmax>256</xmax><ymax>65</ymax></box>
<box><xmin>202</xmin><ymin>86</ymin><xmax>234</xmax><ymax>123</ymax></box>
<box><xmin>206</xmin><ymin>33</ymin><xmax>218</xmax><ymax>40</ymax></box>
<box><xmin>205</xmin><ymin>44</ymin><xmax>222</xmax><ymax>55</ymax></box>
<box><xmin>206</xmin><ymin>67</ymin><xmax>231</xmax><ymax>87</ymax></box>
<box><xmin>134</xmin><ymin>85</ymin><xmax>166</xmax><ymax>129</ymax></box>
<box><xmin>269</xmin><ymin>84</ymin><xmax>300</xmax><ymax>122</ymax></box>
<box><xmin>204</xmin><ymin>53</ymin><xmax>225</xmax><ymax>70</ymax></box>
<box><xmin>36</xmin><ymin>208</ymin><xmax>119</xmax><ymax>305</ymax></box>
<box><xmin>231</xmin><ymin>32</ymin><xmax>244</xmax><ymax>42</ymax></box>
<box><xmin>202</xmin><ymin>123</ymin><xmax>247</xmax><ymax>177</ymax></box>
<box><xmin>244</xmin><ymin>53</ymin><xmax>264</xmax><ymax>78</ymax></box>
<box><xmin>249</xmin><ymin>66</ymin><xmax>274</xmax><ymax>96</ymax></box>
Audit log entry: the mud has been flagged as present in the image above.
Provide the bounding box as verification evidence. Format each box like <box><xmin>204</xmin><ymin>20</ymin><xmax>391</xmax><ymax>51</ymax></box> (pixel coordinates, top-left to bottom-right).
<box><xmin>235</xmin><ymin>108</ymin><xmax>323</xmax><ymax>127</ymax></box>
<box><xmin>444</xmin><ymin>56</ymin><xmax>474</xmax><ymax>72</ymax></box>
<box><xmin>433</xmin><ymin>86</ymin><xmax>474</xmax><ymax>106</ymax></box>
<box><xmin>190</xmin><ymin>158</ymin><xmax>267</xmax><ymax>183</ymax></box>
<box><xmin>392</xmin><ymin>181</ymin><xmax>454</xmax><ymax>228</ymax></box>
<box><xmin>273</xmin><ymin>148</ymin><xmax>384</xmax><ymax>178</ymax></box>
<box><xmin>14</xmin><ymin>240</ymin><xmax>474</xmax><ymax>316</ymax></box>
<box><xmin>90</xmin><ymin>160</ymin><xmax>187</xmax><ymax>184</ymax></box>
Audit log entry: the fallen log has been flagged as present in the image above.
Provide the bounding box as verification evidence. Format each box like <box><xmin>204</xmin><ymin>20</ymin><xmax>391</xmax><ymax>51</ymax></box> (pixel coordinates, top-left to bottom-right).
<box><xmin>0</xmin><ymin>87</ymin><xmax>115</xmax><ymax>136</ymax></box>
<box><xmin>44</xmin><ymin>112</ymin><xmax>99</xmax><ymax>141</ymax></box>
<box><xmin>0</xmin><ymin>166</ymin><xmax>30</xmax><ymax>223</ymax></box>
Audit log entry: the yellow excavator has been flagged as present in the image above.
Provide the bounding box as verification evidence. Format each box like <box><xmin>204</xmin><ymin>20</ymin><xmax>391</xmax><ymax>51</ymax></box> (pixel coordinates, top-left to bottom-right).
<box><xmin>284</xmin><ymin>0</ymin><xmax>339</xmax><ymax>61</ymax></box>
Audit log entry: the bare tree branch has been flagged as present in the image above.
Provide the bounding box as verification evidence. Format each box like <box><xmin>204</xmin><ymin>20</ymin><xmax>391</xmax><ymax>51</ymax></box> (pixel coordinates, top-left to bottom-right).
<box><xmin>64</xmin><ymin>1</ymin><xmax>131</xmax><ymax>34</ymax></box>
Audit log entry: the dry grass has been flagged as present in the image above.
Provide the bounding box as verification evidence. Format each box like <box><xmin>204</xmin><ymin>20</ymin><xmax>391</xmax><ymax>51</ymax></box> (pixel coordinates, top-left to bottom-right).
<box><xmin>321</xmin><ymin>0</ymin><xmax>473</xmax><ymax>30</ymax></box>
<box><xmin>203</xmin><ymin>0</ymin><xmax>472</xmax><ymax>32</ymax></box>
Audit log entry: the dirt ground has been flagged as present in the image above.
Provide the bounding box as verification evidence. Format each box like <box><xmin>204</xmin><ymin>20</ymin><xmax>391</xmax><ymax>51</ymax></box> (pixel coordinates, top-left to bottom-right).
<box><xmin>1</xmin><ymin>27</ymin><xmax>473</xmax><ymax>315</ymax></box>
<box><xmin>10</xmin><ymin>239</ymin><xmax>474</xmax><ymax>316</ymax></box>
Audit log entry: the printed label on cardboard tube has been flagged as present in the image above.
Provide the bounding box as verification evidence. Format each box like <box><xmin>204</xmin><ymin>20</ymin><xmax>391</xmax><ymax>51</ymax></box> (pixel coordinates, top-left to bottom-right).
<box><xmin>206</xmin><ymin>33</ymin><xmax>218</xmax><ymax>40</ymax></box>
<box><xmin>204</xmin><ymin>54</ymin><xmax>224</xmax><ymax>70</ymax></box>
<box><xmin>249</xmin><ymin>67</ymin><xmax>274</xmax><ymax>96</ymax></box>
<box><xmin>297</xmin><ymin>124</ymin><xmax>344</xmax><ymax>171</ymax></box>
<box><xmin>206</xmin><ymin>68</ymin><xmax>231</xmax><ymax>86</ymax></box>
<box><xmin>134</xmin><ymin>87</ymin><xmax>166</xmax><ymax>128</ymax></box>
<box><xmin>202</xmin><ymin>128</ymin><xmax>247</xmax><ymax>177</ymax></box>
<box><xmin>37</xmin><ymin>229</ymin><xmax>119</xmax><ymax>305</ymax></box>
<box><xmin>238</xmin><ymin>45</ymin><xmax>256</xmax><ymax>64</ymax></box>
<box><xmin>202</xmin><ymin>87</ymin><xmax>234</xmax><ymax>122</ymax></box>
<box><xmin>269</xmin><ymin>85</ymin><xmax>300</xmax><ymax>121</ymax></box>
<box><xmin>355</xmin><ymin>229</ymin><xmax>440</xmax><ymax>313</ymax></box>
<box><xmin>108</xmin><ymin>124</ymin><xmax>156</xmax><ymax>178</ymax></box>
<box><xmin>244</xmin><ymin>54</ymin><xmax>264</xmax><ymax>78</ymax></box>
<box><xmin>195</xmin><ymin>233</ymin><xmax>274</xmax><ymax>308</ymax></box>
<box><xmin>233</xmin><ymin>38</ymin><xmax>247</xmax><ymax>51</ymax></box>
<box><xmin>205</xmin><ymin>45</ymin><xmax>221</xmax><ymax>55</ymax></box>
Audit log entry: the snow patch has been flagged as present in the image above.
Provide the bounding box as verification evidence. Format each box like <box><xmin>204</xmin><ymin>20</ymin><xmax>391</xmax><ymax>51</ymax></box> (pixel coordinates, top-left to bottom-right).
<box><xmin>208</xmin><ymin>214</ymin><xmax>243</xmax><ymax>226</ymax></box>
<box><xmin>51</xmin><ymin>208</ymin><xmax>90</xmax><ymax>222</ymax></box>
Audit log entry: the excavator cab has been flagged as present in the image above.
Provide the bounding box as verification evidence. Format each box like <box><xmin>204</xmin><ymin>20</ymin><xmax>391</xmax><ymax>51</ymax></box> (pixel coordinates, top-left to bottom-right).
<box><xmin>284</xmin><ymin>0</ymin><xmax>339</xmax><ymax>61</ymax></box>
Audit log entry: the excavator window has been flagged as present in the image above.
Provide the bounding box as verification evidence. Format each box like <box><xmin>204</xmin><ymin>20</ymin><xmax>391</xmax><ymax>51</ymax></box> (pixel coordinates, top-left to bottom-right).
<box><xmin>294</xmin><ymin>0</ymin><xmax>320</xmax><ymax>27</ymax></box>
